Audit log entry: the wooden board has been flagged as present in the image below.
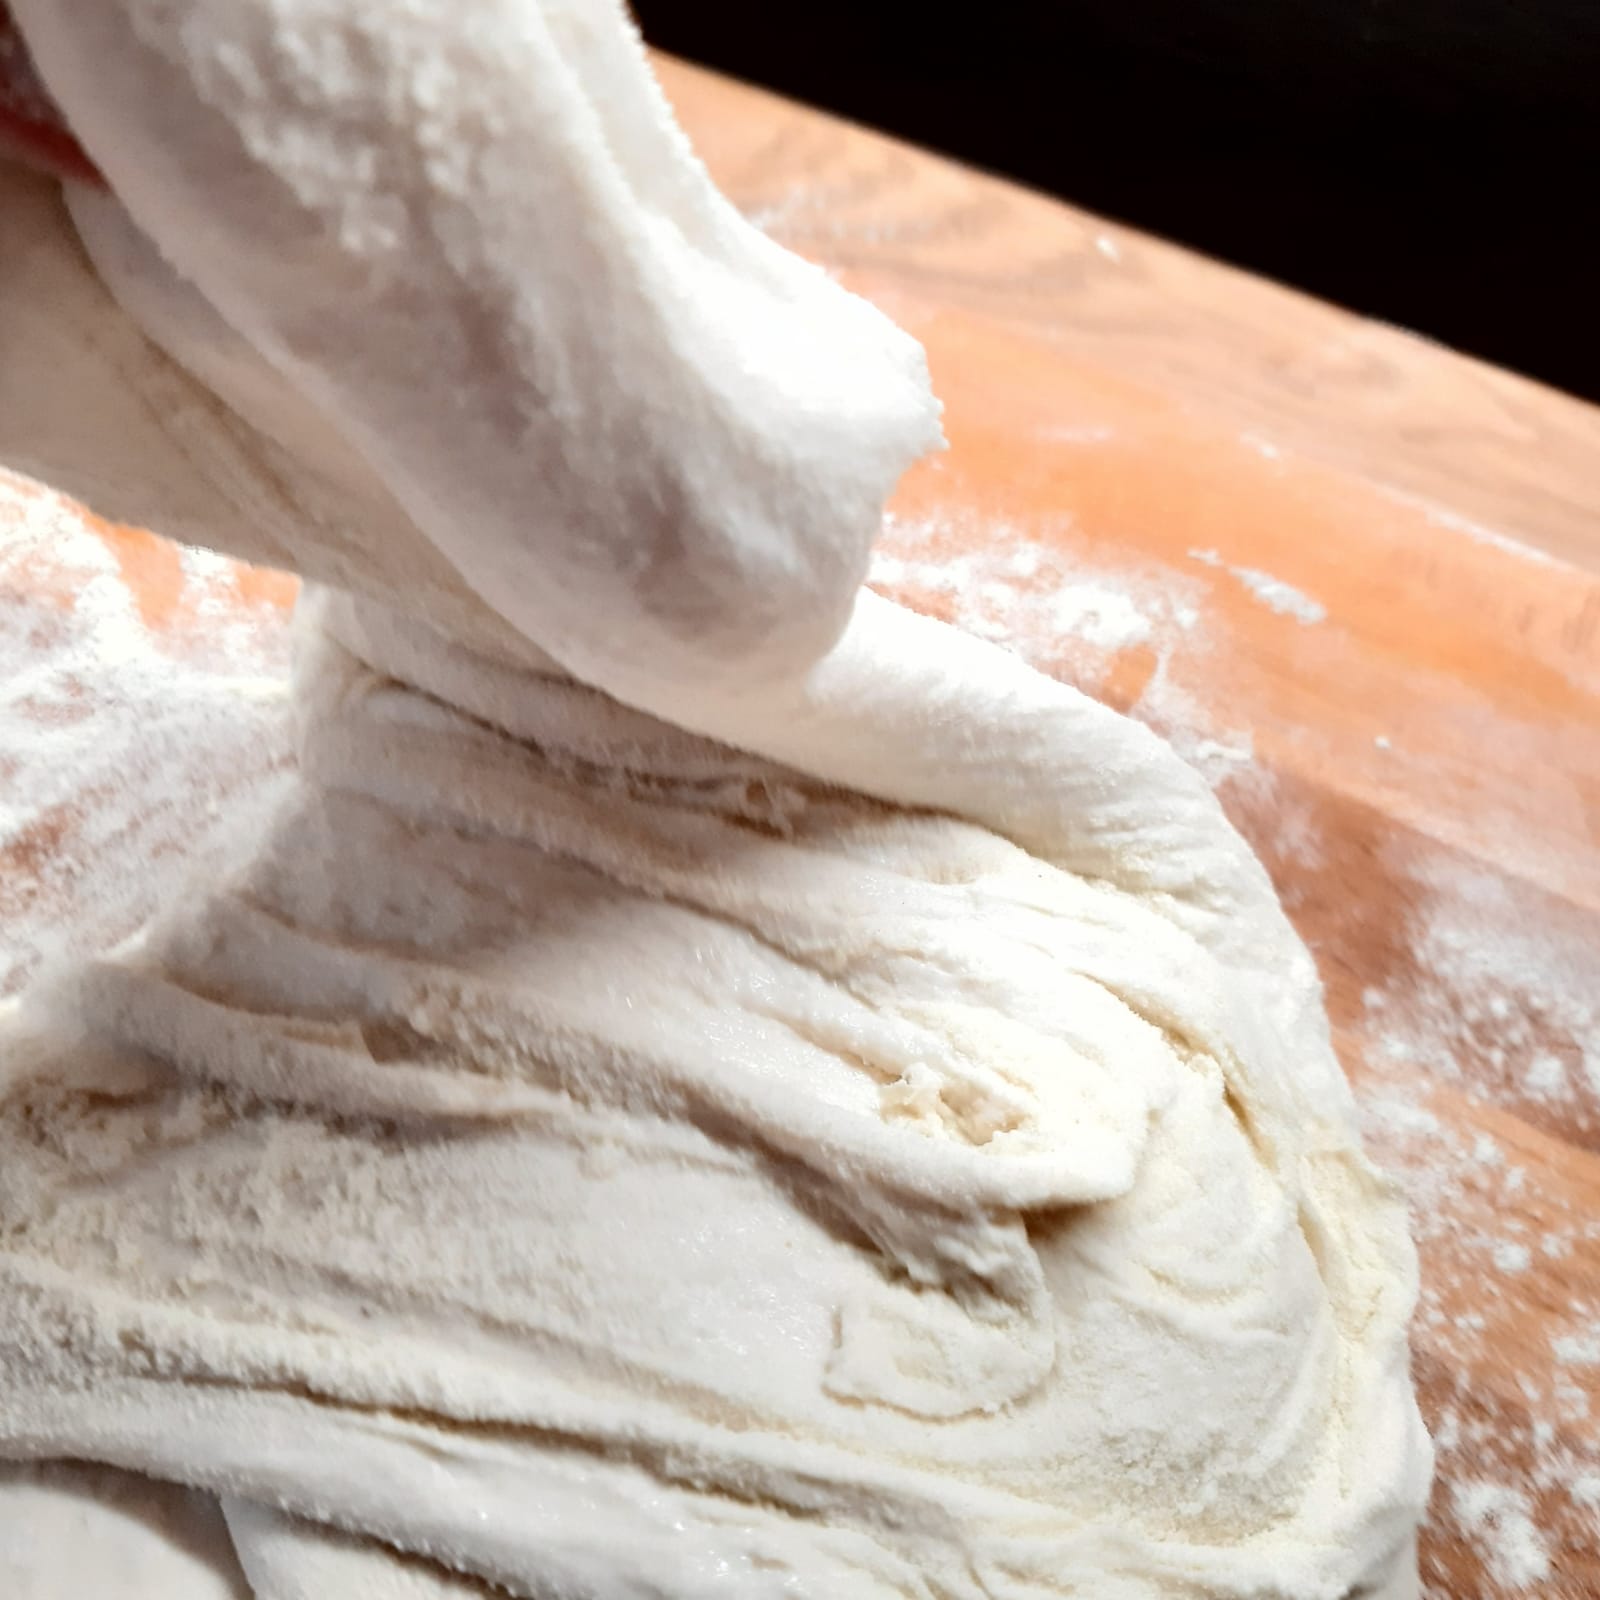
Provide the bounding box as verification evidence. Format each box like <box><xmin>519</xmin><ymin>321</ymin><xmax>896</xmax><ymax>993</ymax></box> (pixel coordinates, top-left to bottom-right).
<box><xmin>2</xmin><ymin>51</ymin><xmax>1599</xmax><ymax>1600</ymax></box>
<box><xmin>656</xmin><ymin>57</ymin><xmax>1600</xmax><ymax>577</ymax></box>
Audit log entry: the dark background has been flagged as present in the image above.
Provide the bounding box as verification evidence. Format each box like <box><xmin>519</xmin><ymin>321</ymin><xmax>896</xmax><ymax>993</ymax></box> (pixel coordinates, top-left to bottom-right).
<box><xmin>633</xmin><ymin>1</ymin><xmax>1600</xmax><ymax>404</ymax></box>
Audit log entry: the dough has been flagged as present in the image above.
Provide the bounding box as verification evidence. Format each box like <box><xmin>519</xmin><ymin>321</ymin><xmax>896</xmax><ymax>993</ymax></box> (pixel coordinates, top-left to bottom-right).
<box><xmin>1</xmin><ymin>2</ymin><xmax>1431</xmax><ymax>1596</ymax></box>
<box><xmin>0</xmin><ymin>1461</ymin><xmax>248</xmax><ymax>1599</ymax></box>
<box><xmin>11</xmin><ymin>0</ymin><xmax>943</xmax><ymax>696</ymax></box>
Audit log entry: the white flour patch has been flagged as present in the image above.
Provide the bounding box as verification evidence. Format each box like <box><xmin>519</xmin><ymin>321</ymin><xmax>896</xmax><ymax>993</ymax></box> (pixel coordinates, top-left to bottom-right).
<box><xmin>1046</xmin><ymin>583</ymin><xmax>1151</xmax><ymax>650</ymax></box>
<box><xmin>1148</xmin><ymin>682</ymin><xmax>1255</xmax><ymax>794</ymax></box>
<box><xmin>0</xmin><ymin>471</ymin><xmax>293</xmax><ymax>996</ymax></box>
<box><xmin>870</xmin><ymin>510</ymin><xmax>1202</xmax><ymax>684</ymax></box>
<box><xmin>1231</xmin><ymin>569</ymin><xmax>1327</xmax><ymax>626</ymax></box>
<box><xmin>1524</xmin><ymin>1052</ymin><xmax>1567</xmax><ymax>1100</ymax></box>
<box><xmin>1177</xmin><ymin>734</ymin><xmax>1256</xmax><ymax>787</ymax></box>
<box><xmin>744</xmin><ymin>182</ymin><xmax>912</xmax><ymax>249</ymax></box>
<box><xmin>1450</xmin><ymin>1481</ymin><xmax>1551</xmax><ymax>1589</ymax></box>
<box><xmin>1377</xmin><ymin>485</ymin><xmax>1562</xmax><ymax>571</ymax></box>
<box><xmin>1355</xmin><ymin>840</ymin><xmax>1600</xmax><ymax>1596</ymax></box>
<box><xmin>1555</xmin><ymin>1335</ymin><xmax>1600</xmax><ymax>1367</ymax></box>
<box><xmin>868</xmin><ymin>514</ymin><xmax>1291</xmax><ymax>835</ymax></box>
<box><xmin>1363</xmin><ymin>855</ymin><xmax>1600</xmax><ymax>1112</ymax></box>
<box><xmin>1189</xmin><ymin>547</ymin><xmax>1327</xmax><ymax>625</ymax></box>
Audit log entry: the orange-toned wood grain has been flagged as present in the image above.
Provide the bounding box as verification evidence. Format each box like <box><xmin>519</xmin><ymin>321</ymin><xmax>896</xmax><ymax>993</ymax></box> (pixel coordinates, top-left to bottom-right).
<box><xmin>657</xmin><ymin>57</ymin><xmax>1600</xmax><ymax>578</ymax></box>
<box><xmin>2</xmin><ymin>55</ymin><xmax>1598</xmax><ymax>1600</ymax></box>
<box><xmin>100</xmin><ymin>518</ymin><xmax>297</xmax><ymax>630</ymax></box>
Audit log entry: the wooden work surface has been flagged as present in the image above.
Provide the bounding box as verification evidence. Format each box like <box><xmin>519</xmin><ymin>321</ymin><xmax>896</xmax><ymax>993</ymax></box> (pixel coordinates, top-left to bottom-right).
<box><xmin>2</xmin><ymin>52</ymin><xmax>1599</xmax><ymax>1600</ymax></box>
<box><xmin>657</xmin><ymin>58</ymin><xmax>1600</xmax><ymax>577</ymax></box>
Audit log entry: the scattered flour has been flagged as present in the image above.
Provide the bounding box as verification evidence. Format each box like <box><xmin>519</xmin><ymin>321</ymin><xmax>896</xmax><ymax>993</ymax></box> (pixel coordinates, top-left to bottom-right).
<box><xmin>1239</xmin><ymin>432</ymin><xmax>1284</xmax><ymax>463</ymax></box>
<box><xmin>1046</xmin><ymin>582</ymin><xmax>1151</xmax><ymax>650</ymax></box>
<box><xmin>867</xmin><ymin>517</ymin><xmax>1322</xmax><ymax>909</ymax></box>
<box><xmin>1177</xmin><ymin>734</ymin><xmax>1257</xmax><ymax>787</ymax></box>
<box><xmin>0</xmin><ymin>470</ymin><xmax>292</xmax><ymax>995</ymax></box>
<box><xmin>1492</xmin><ymin>1242</ymin><xmax>1531</xmax><ymax>1275</ymax></box>
<box><xmin>1189</xmin><ymin>547</ymin><xmax>1327</xmax><ymax>626</ymax></box>
<box><xmin>1554</xmin><ymin>1335</ymin><xmax>1600</xmax><ymax>1367</ymax></box>
<box><xmin>1355</xmin><ymin>839</ymin><xmax>1600</xmax><ymax>1596</ymax></box>
<box><xmin>870</xmin><ymin>511</ymin><xmax>1201</xmax><ymax>684</ymax></box>
<box><xmin>1038</xmin><ymin>423</ymin><xmax>1117</xmax><ymax>446</ymax></box>
<box><xmin>744</xmin><ymin>182</ymin><xmax>914</xmax><ymax>250</ymax></box>
<box><xmin>1377</xmin><ymin>485</ymin><xmax>1562</xmax><ymax>571</ymax></box>
<box><xmin>1451</xmin><ymin>1481</ymin><xmax>1552</xmax><ymax>1589</ymax></box>
<box><xmin>1363</xmin><ymin>854</ymin><xmax>1600</xmax><ymax>1117</ymax></box>
<box><xmin>1524</xmin><ymin>1052</ymin><xmax>1568</xmax><ymax>1101</ymax></box>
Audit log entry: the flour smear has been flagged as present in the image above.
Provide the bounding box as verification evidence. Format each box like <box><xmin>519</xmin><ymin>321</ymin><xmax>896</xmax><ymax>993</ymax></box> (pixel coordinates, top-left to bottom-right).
<box><xmin>0</xmin><ymin>470</ymin><xmax>292</xmax><ymax>996</ymax></box>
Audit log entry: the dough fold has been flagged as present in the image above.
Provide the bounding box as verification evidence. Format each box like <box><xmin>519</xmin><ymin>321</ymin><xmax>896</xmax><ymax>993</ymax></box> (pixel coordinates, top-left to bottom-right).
<box><xmin>1</xmin><ymin>591</ymin><xmax>1429</xmax><ymax>1598</ymax></box>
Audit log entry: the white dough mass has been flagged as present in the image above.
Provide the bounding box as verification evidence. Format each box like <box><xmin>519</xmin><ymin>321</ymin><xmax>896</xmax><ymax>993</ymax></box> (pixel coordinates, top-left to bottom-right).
<box><xmin>0</xmin><ymin>2</ymin><xmax>1431</xmax><ymax>1597</ymax></box>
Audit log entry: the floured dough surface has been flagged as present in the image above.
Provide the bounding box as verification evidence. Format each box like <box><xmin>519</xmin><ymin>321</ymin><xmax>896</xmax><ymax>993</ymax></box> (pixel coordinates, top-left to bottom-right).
<box><xmin>11</xmin><ymin>0</ymin><xmax>943</xmax><ymax>695</ymax></box>
<box><xmin>1</xmin><ymin>1</ymin><xmax>1431</xmax><ymax>1596</ymax></box>
<box><xmin>3</xmin><ymin>594</ymin><xmax>1428</xmax><ymax>1598</ymax></box>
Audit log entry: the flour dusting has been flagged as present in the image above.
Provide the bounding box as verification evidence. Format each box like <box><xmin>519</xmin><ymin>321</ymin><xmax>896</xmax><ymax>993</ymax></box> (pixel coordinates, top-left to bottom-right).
<box><xmin>1354</xmin><ymin>841</ymin><xmax>1600</xmax><ymax>1596</ymax></box>
<box><xmin>1189</xmin><ymin>547</ymin><xmax>1327</xmax><ymax>625</ymax></box>
<box><xmin>1451</xmin><ymin>1481</ymin><xmax>1552</xmax><ymax>1589</ymax></box>
<box><xmin>871</xmin><ymin>510</ymin><xmax>1200</xmax><ymax>681</ymax></box>
<box><xmin>0</xmin><ymin>470</ymin><xmax>292</xmax><ymax>996</ymax></box>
